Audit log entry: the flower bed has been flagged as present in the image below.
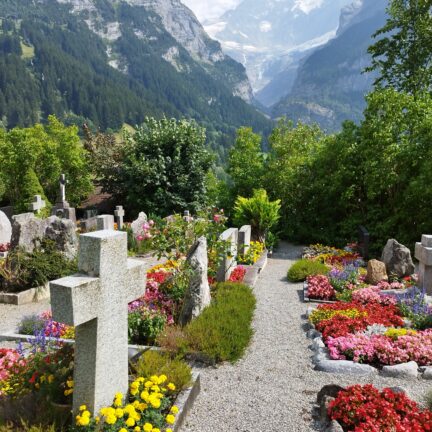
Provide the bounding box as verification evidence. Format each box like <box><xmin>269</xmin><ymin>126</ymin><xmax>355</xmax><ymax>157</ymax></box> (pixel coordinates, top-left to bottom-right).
<box><xmin>324</xmin><ymin>384</ymin><xmax>432</xmax><ymax>431</ymax></box>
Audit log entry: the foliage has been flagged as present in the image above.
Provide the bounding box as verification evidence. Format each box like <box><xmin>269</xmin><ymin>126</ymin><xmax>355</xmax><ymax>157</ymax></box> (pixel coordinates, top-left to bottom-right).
<box><xmin>233</xmin><ymin>189</ymin><xmax>280</xmax><ymax>242</ymax></box>
<box><xmin>366</xmin><ymin>0</ymin><xmax>432</xmax><ymax>95</ymax></box>
<box><xmin>397</xmin><ymin>287</ymin><xmax>432</xmax><ymax>330</ymax></box>
<box><xmin>329</xmin><ymin>384</ymin><xmax>432</xmax><ymax>431</ymax></box>
<box><xmin>287</xmin><ymin>259</ymin><xmax>328</xmax><ymax>282</ymax></box>
<box><xmin>184</xmin><ymin>282</ymin><xmax>256</xmax><ymax>363</ymax></box>
<box><xmin>237</xmin><ymin>241</ymin><xmax>265</xmax><ymax>265</ymax></box>
<box><xmin>0</xmin><ymin>423</ymin><xmax>57</xmax><ymax>432</ymax></box>
<box><xmin>17</xmin><ymin>314</ymin><xmax>45</xmax><ymax>336</ymax></box>
<box><xmin>227</xmin><ymin>127</ymin><xmax>265</xmax><ymax>198</ymax></box>
<box><xmin>133</xmin><ymin>351</ymin><xmax>192</xmax><ymax>392</ymax></box>
<box><xmin>0</xmin><ymin>116</ymin><xmax>93</xmax><ymax>209</ymax></box>
<box><xmin>0</xmin><ymin>240</ymin><xmax>78</xmax><ymax>292</ymax></box>
<box><xmin>128</xmin><ymin>310</ymin><xmax>167</xmax><ymax>345</ymax></box>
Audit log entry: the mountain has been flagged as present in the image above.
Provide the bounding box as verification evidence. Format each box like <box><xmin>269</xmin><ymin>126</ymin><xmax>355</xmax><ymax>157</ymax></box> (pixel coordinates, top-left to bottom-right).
<box><xmin>0</xmin><ymin>0</ymin><xmax>271</xmax><ymax>160</ymax></box>
<box><xmin>206</xmin><ymin>0</ymin><xmax>353</xmax><ymax>102</ymax></box>
<box><xmin>271</xmin><ymin>0</ymin><xmax>388</xmax><ymax>131</ymax></box>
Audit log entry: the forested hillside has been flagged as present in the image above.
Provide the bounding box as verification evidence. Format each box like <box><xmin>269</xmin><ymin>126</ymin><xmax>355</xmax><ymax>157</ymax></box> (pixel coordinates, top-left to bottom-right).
<box><xmin>0</xmin><ymin>0</ymin><xmax>271</xmax><ymax>160</ymax></box>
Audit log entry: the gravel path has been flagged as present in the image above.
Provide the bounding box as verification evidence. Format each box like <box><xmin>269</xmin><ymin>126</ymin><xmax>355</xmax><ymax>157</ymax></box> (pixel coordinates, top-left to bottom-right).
<box><xmin>180</xmin><ymin>242</ymin><xmax>432</xmax><ymax>432</ymax></box>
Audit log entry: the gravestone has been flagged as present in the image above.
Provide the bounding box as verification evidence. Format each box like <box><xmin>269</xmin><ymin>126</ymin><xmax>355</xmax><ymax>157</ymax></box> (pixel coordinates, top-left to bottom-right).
<box><xmin>114</xmin><ymin>206</ymin><xmax>125</xmax><ymax>229</ymax></box>
<box><xmin>0</xmin><ymin>210</ymin><xmax>12</xmax><ymax>246</ymax></box>
<box><xmin>381</xmin><ymin>239</ymin><xmax>415</xmax><ymax>278</ymax></box>
<box><xmin>415</xmin><ymin>235</ymin><xmax>432</xmax><ymax>295</ymax></box>
<box><xmin>179</xmin><ymin>237</ymin><xmax>211</xmax><ymax>326</ymax></box>
<box><xmin>50</xmin><ymin>231</ymin><xmax>147</xmax><ymax>414</ymax></box>
<box><xmin>183</xmin><ymin>210</ymin><xmax>193</xmax><ymax>222</ymax></box>
<box><xmin>28</xmin><ymin>195</ymin><xmax>46</xmax><ymax>215</ymax></box>
<box><xmin>217</xmin><ymin>228</ymin><xmax>238</xmax><ymax>282</ymax></box>
<box><xmin>358</xmin><ymin>226</ymin><xmax>370</xmax><ymax>260</ymax></box>
<box><xmin>238</xmin><ymin>225</ymin><xmax>252</xmax><ymax>256</ymax></box>
<box><xmin>51</xmin><ymin>174</ymin><xmax>76</xmax><ymax>223</ymax></box>
<box><xmin>96</xmin><ymin>215</ymin><xmax>115</xmax><ymax>231</ymax></box>
<box><xmin>131</xmin><ymin>212</ymin><xmax>148</xmax><ymax>236</ymax></box>
<box><xmin>0</xmin><ymin>206</ymin><xmax>14</xmax><ymax>222</ymax></box>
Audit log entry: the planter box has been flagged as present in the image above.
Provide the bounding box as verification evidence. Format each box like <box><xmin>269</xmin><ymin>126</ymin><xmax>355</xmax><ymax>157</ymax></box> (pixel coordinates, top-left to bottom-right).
<box><xmin>0</xmin><ymin>283</ymin><xmax>50</xmax><ymax>305</ymax></box>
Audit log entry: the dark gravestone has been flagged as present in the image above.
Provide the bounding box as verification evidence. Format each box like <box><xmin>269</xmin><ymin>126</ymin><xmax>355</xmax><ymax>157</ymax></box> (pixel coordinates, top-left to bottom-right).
<box><xmin>358</xmin><ymin>226</ymin><xmax>370</xmax><ymax>260</ymax></box>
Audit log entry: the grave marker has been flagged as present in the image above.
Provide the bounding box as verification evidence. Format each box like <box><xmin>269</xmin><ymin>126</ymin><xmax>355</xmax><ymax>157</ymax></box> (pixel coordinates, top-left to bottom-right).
<box><xmin>114</xmin><ymin>206</ymin><xmax>125</xmax><ymax>229</ymax></box>
<box><xmin>358</xmin><ymin>226</ymin><xmax>370</xmax><ymax>260</ymax></box>
<box><xmin>415</xmin><ymin>234</ymin><xmax>432</xmax><ymax>295</ymax></box>
<box><xmin>238</xmin><ymin>225</ymin><xmax>252</xmax><ymax>256</ymax></box>
<box><xmin>28</xmin><ymin>195</ymin><xmax>46</xmax><ymax>215</ymax></box>
<box><xmin>50</xmin><ymin>231</ymin><xmax>147</xmax><ymax>414</ymax></box>
<box><xmin>217</xmin><ymin>228</ymin><xmax>238</xmax><ymax>282</ymax></box>
<box><xmin>96</xmin><ymin>214</ymin><xmax>115</xmax><ymax>231</ymax></box>
<box><xmin>51</xmin><ymin>174</ymin><xmax>76</xmax><ymax>223</ymax></box>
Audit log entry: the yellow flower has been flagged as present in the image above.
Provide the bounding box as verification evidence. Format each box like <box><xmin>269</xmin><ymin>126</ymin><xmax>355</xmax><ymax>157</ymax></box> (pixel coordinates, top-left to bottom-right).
<box><xmin>134</xmin><ymin>427</ymin><xmax>141</xmax><ymax>432</ymax></box>
<box><xmin>115</xmin><ymin>392</ymin><xmax>124</xmax><ymax>399</ymax></box>
<box><xmin>151</xmin><ymin>385</ymin><xmax>160</xmax><ymax>392</ymax></box>
<box><xmin>166</xmin><ymin>429</ymin><xmax>173</xmax><ymax>432</ymax></box>
<box><xmin>166</xmin><ymin>414</ymin><xmax>175</xmax><ymax>425</ymax></box>
<box><xmin>114</xmin><ymin>398</ymin><xmax>123</xmax><ymax>407</ymax></box>
<box><xmin>150</xmin><ymin>375</ymin><xmax>159</xmax><ymax>384</ymax></box>
<box><xmin>124</xmin><ymin>404</ymin><xmax>135</xmax><ymax>415</ymax></box>
<box><xmin>82</xmin><ymin>411</ymin><xmax>91</xmax><ymax>418</ymax></box>
<box><xmin>170</xmin><ymin>406</ymin><xmax>179</xmax><ymax>414</ymax></box>
<box><xmin>95</xmin><ymin>417</ymin><xmax>100</xmax><ymax>424</ymax></box>
<box><xmin>40</xmin><ymin>375</ymin><xmax>46</xmax><ymax>383</ymax></box>
<box><xmin>64</xmin><ymin>389</ymin><xmax>73</xmax><ymax>396</ymax></box>
<box><xmin>76</xmin><ymin>416</ymin><xmax>90</xmax><ymax>426</ymax></box>
<box><xmin>115</xmin><ymin>408</ymin><xmax>124</xmax><ymax>418</ymax></box>
<box><xmin>158</xmin><ymin>375</ymin><xmax>167</xmax><ymax>384</ymax></box>
<box><xmin>119</xmin><ymin>429</ymin><xmax>127</xmax><ymax>432</ymax></box>
<box><xmin>140</xmin><ymin>390</ymin><xmax>149</xmax><ymax>401</ymax></box>
<box><xmin>167</xmin><ymin>383</ymin><xmax>176</xmax><ymax>391</ymax></box>
<box><xmin>143</xmin><ymin>423</ymin><xmax>153</xmax><ymax>432</ymax></box>
<box><xmin>67</xmin><ymin>380</ymin><xmax>74</xmax><ymax>388</ymax></box>
<box><xmin>125</xmin><ymin>417</ymin><xmax>136</xmax><ymax>427</ymax></box>
<box><xmin>153</xmin><ymin>429</ymin><xmax>160</xmax><ymax>432</ymax></box>
<box><xmin>47</xmin><ymin>374</ymin><xmax>54</xmax><ymax>384</ymax></box>
<box><xmin>105</xmin><ymin>414</ymin><xmax>117</xmax><ymax>425</ymax></box>
<box><xmin>145</xmin><ymin>381</ymin><xmax>153</xmax><ymax>388</ymax></box>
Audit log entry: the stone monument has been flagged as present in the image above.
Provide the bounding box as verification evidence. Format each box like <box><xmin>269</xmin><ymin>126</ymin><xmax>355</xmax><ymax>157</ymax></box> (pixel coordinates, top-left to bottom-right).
<box><xmin>114</xmin><ymin>206</ymin><xmax>125</xmax><ymax>229</ymax></box>
<box><xmin>415</xmin><ymin>235</ymin><xmax>432</xmax><ymax>295</ymax></box>
<box><xmin>179</xmin><ymin>237</ymin><xmax>211</xmax><ymax>325</ymax></box>
<box><xmin>238</xmin><ymin>225</ymin><xmax>252</xmax><ymax>256</ymax></box>
<box><xmin>0</xmin><ymin>210</ymin><xmax>12</xmax><ymax>246</ymax></box>
<box><xmin>131</xmin><ymin>212</ymin><xmax>148</xmax><ymax>236</ymax></box>
<box><xmin>28</xmin><ymin>195</ymin><xmax>46</xmax><ymax>215</ymax></box>
<box><xmin>50</xmin><ymin>230</ymin><xmax>147</xmax><ymax>414</ymax></box>
<box><xmin>51</xmin><ymin>174</ymin><xmax>76</xmax><ymax>223</ymax></box>
<box><xmin>96</xmin><ymin>215</ymin><xmax>115</xmax><ymax>231</ymax></box>
<box><xmin>381</xmin><ymin>239</ymin><xmax>415</xmax><ymax>278</ymax></box>
<box><xmin>217</xmin><ymin>228</ymin><xmax>239</xmax><ymax>282</ymax></box>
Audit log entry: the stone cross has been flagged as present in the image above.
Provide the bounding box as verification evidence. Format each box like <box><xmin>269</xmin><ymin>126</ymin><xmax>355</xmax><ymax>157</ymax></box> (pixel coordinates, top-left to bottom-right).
<box><xmin>59</xmin><ymin>174</ymin><xmax>66</xmax><ymax>203</ymax></box>
<box><xmin>96</xmin><ymin>214</ymin><xmax>115</xmax><ymax>231</ymax></box>
<box><xmin>114</xmin><ymin>206</ymin><xmax>125</xmax><ymax>229</ymax></box>
<box><xmin>415</xmin><ymin>234</ymin><xmax>432</xmax><ymax>295</ymax></box>
<box><xmin>50</xmin><ymin>231</ymin><xmax>147</xmax><ymax>414</ymax></box>
<box><xmin>28</xmin><ymin>195</ymin><xmax>46</xmax><ymax>214</ymax></box>
<box><xmin>217</xmin><ymin>228</ymin><xmax>238</xmax><ymax>282</ymax></box>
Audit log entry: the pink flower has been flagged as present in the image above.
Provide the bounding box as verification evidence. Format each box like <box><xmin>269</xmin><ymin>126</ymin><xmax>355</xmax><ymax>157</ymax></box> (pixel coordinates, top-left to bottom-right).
<box><xmin>137</xmin><ymin>235</ymin><xmax>144</xmax><ymax>241</ymax></box>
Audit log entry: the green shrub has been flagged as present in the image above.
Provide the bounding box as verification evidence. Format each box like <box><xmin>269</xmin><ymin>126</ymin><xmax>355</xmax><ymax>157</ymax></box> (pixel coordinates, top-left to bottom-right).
<box><xmin>128</xmin><ymin>310</ymin><xmax>167</xmax><ymax>345</ymax></box>
<box><xmin>17</xmin><ymin>314</ymin><xmax>45</xmax><ymax>335</ymax></box>
<box><xmin>0</xmin><ymin>422</ymin><xmax>57</xmax><ymax>432</ymax></box>
<box><xmin>184</xmin><ymin>282</ymin><xmax>256</xmax><ymax>364</ymax></box>
<box><xmin>287</xmin><ymin>259</ymin><xmax>328</xmax><ymax>282</ymax></box>
<box><xmin>133</xmin><ymin>350</ymin><xmax>192</xmax><ymax>391</ymax></box>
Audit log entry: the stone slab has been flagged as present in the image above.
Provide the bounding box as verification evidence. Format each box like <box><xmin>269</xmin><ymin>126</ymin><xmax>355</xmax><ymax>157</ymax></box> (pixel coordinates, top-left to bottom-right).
<box><xmin>415</xmin><ymin>242</ymin><xmax>432</xmax><ymax>265</ymax></box>
<box><xmin>381</xmin><ymin>361</ymin><xmax>418</xmax><ymax>379</ymax></box>
<box><xmin>0</xmin><ymin>284</ymin><xmax>50</xmax><ymax>305</ymax></box>
<box><xmin>315</xmin><ymin>359</ymin><xmax>378</xmax><ymax>376</ymax></box>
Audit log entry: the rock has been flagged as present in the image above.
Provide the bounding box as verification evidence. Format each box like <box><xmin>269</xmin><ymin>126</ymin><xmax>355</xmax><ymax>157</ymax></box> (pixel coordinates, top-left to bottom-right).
<box><xmin>389</xmin><ymin>386</ymin><xmax>408</xmax><ymax>394</ymax></box>
<box><xmin>312</xmin><ymin>337</ymin><xmax>325</xmax><ymax>350</ymax></box>
<box><xmin>317</xmin><ymin>385</ymin><xmax>344</xmax><ymax>405</ymax></box>
<box><xmin>320</xmin><ymin>395</ymin><xmax>335</xmax><ymax>424</ymax></box>
<box><xmin>381</xmin><ymin>239</ymin><xmax>415</xmax><ymax>278</ymax></box>
<box><xmin>422</xmin><ymin>366</ymin><xmax>432</xmax><ymax>380</ymax></box>
<box><xmin>11</xmin><ymin>213</ymin><xmax>77</xmax><ymax>259</ymax></box>
<box><xmin>0</xmin><ymin>210</ymin><xmax>12</xmax><ymax>245</ymax></box>
<box><xmin>131</xmin><ymin>212</ymin><xmax>148</xmax><ymax>236</ymax></box>
<box><xmin>315</xmin><ymin>359</ymin><xmax>378</xmax><ymax>376</ymax></box>
<box><xmin>313</xmin><ymin>347</ymin><xmax>331</xmax><ymax>363</ymax></box>
<box><xmin>381</xmin><ymin>361</ymin><xmax>418</xmax><ymax>379</ymax></box>
<box><xmin>325</xmin><ymin>420</ymin><xmax>344</xmax><ymax>432</ymax></box>
<box><xmin>366</xmin><ymin>259</ymin><xmax>388</xmax><ymax>284</ymax></box>
<box><xmin>307</xmin><ymin>328</ymin><xmax>320</xmax><ymax>339</ymax></box>
<box><xmin>179</xmin><ymin>237</ymin><xmax>211</xmax><ymax>326</ymax></box>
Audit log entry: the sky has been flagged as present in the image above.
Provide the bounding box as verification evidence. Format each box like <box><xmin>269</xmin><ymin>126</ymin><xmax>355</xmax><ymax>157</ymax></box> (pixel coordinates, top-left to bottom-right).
<box><xmin>181</xmin><ymin>0</ymin><xmax>242</xmax><ymax>23</ymax></box>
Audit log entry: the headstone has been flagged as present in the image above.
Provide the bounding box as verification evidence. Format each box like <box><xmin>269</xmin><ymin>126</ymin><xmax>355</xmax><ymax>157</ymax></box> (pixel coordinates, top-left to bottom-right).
<box><xmin>114</xmin><ymin>206</ymin><xmax>125</xmax><ymax>229</ymax></box>
<box><xmin>238</xmin><ymin>225</ymin><xmax>252</xmax><ymax>256</ymax></box>
<box><xmin>50</xmin><ymin>230</ymin><xmax>147</xmax><ymax>414</ymax></box>
<box><xmin>80</xmin><ymin>217</ymin><xmax>98</xmax><ymax>233</ymax></box>
<box><xmin>183</xmin><ymin>210</ymin><xmax>193</xmax><ymax>222</ymax></box>
<box><xmin>0</xmin><ymin>206</ymin><xmax>14</xmax><ymax>222</ymax></box>
<box><xmin>358</xmin><ymin>226</ymin><xmax>370</xmax><ymax>260</ymax></box>
<box><xmin>366</xmin><ymin>259</ymin><xmax>388</xmax><ymax>285</ymax></box>
<box><xmin>51</xmin><ymin>174</ymin><xmax>76</xmax><ymax>223</ymax></box>
<box><xmin>28</xmin><ymin>195</ymin><xmax>46</xmax><ymax>215</ymax></box>
<box><xmin>85</xmin><ymin>209</ymin><xmax>98</xmax><ymax>219</ymax></box>
<box><xmin>10</xmin><ymin>213</ymin><xmax>78</xmax><ymax>259</ymax></box>
<box><xmin>179</xmin><ymin>237</ymin><xmax>211</xmax><ymax>326</ymax></box>
<box><xmin>0</xmin><ymin>210</ymin><xmax>12</xmax><ymax>246</ymax></box>
<box><xmin>96</xmin><ymin>215</ymin><xmax>115</xmax><ymax>231</ymax></box>
<box><xmin>381</xmin><ymin>239</ymin><xmax>415</xmax><ymax>278</ymax></box>
<box><xmin>131</xmin><ymin>212</ymin><xmax>148</xmax><ymax>236</ymax></box>
<box><xmin>217</xmin><ymin>228</ymin><xmax>238</xmax><ymax>282</ymax></box>
<box><xmin>415</xmin><ymin>234</ymin><xmax>432</xmax><ymax>295</ymax></box>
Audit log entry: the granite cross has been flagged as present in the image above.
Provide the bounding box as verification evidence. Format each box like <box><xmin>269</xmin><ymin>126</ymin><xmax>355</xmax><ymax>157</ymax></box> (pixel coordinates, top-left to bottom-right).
<box><xmin>415</xmin><ymin>234</ymin><xmax>432</xmax><ymax>295</ymax></box>
<box><xmin>114</xmin><ymin>206</ymin><xmax>125</xmax><ymax>229</ymax></box>
<box><xmin>28</xmin><ymin>195</ymin><xmax>46</xmax><ymax>214</ymax></box>
<box><xmin>50</xmin><ymin>231</ymin><xmax>148</xmax><ymax>414</ymax></box>
<box><xmin>59</xmin><ymin>174</ymin><xmax>66</xmax><ymax>203</ymax></box>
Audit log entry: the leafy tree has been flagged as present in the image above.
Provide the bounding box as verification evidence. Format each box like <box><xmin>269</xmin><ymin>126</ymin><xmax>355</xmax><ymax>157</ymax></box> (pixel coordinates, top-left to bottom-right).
<box><xmin>366</xmin><ymin>0</ymin><xmax>432</xmax><ymax>94</ymax></box>
<box><xmin>116</xmin><ymin>117</ymin><xmax>212</xmax><ymax>217</ymax></box>
<box><xmin>0</xmin><ymin>116</ymin><xmax>93</xmax><ymax>209</ymax></box>
<box><xmin>227</xmin><ymin>127</ymin><xmax>265</xmax><ymax>198</ymax></box>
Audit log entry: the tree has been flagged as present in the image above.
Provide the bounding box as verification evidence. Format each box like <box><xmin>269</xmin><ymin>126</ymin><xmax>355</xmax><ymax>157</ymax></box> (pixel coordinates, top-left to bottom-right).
<box><xmin>227</xmin><ymin>127</ymin><xmax>265</xmax><ymax>198</ymax></box>
<box><xmin>117</xmin><ymin>117</ymin><xmax>212</xmax><ymax>217</ymax></box>
<box><xmin>366</xmin><ymin>0</ymin><xmax>432</xmax><ymax>95</ymax></box>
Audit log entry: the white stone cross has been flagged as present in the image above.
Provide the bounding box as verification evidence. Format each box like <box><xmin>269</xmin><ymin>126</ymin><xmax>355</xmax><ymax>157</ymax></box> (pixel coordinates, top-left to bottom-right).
<box><xmin>50</xmin><ymin>231</ymin><xmax>148</xmax><ymax>414</ymax></box>
<box><xmin>114</xmin><ymin>205</ymin><xmax>125</xmax><ymax>229</ymax></box>
<box><xmin>59</xmin><ymin>174</ymin><xmax>66</xmax><ymax>203</ymax></box>
<box><xmin>415</xmin><ymin>234</ymin><xmax>432</xmax><ymax>295</ymax></box>
<box><xmin>28</xmin><ymin>195</ymin><xmax>46</xmax><ymax>214</ymax></box>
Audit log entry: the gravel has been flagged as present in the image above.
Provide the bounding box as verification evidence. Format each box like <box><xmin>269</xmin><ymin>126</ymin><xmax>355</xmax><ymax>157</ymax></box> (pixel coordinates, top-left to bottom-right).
<box><xmin>180</xmin><ymin>242</ymin><xmax>432</xmax><ymax>432</ymax></box>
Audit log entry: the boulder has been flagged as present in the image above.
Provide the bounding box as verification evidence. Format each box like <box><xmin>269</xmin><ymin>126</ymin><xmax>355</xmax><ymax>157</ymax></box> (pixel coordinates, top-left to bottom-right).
<box><xmin>315</xmin><ymin>359</ymin><xmax>378</xmax><ymax>376</ymax></box>
<box><xmin>325</xmin><ymin>420</ymin><xmax>344</xmax><ymax>432</ymax></box>
<box><xmin>11</xmin><ymin>213</ymin><xmax>77</xmax><ymax>259</ymax></box>
<box><xmin>366</xmin><ymin>259</ymin><xmax>388</xmax><ymax>284</ymax></box>
<box><xmin>179</xmin><ymin>237</ymin><xmax>211</xmax><ymax>326</ymax></box>
<box><xmin>131</xmin><ymin>212</ymin><xmax>148</xmax><ymax>236</ymax></box>
<box><xmin>422</xmin><ymin>367</ymin><xmax>432</xmax><ymax>380</ymax></box>
<box><xmin>0</xmin><ymin>210</ymin><xmax>12</xmax><ymax>245</ymax></box>
<box><xmin>381</xmin><ymin>239</ymin><xmax>415</xmax><ymax>278</ymax></box>
<box><xmin>381</xmin><ymin>361</ymin><xmax>418</xmax><ymax>379</ymax></box>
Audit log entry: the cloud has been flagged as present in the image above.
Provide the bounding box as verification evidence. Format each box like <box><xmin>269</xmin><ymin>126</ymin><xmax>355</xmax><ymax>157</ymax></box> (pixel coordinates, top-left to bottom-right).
<box><xmin>292</xmin><ymin>0</ymin><xmax>325</xmax><ymax>14</ymax></box>
<box><xmin>181</xmin><ymin>0</ymin><xmax>242</xmax><ymax>23</ymax></box>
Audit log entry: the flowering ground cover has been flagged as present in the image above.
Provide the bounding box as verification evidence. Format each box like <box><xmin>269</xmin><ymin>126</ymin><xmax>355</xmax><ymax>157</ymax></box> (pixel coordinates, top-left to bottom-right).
<box><xmin>328</xmin><ymin>384</ymin><xmax>432</xmax><ymax>432</ymax></box>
